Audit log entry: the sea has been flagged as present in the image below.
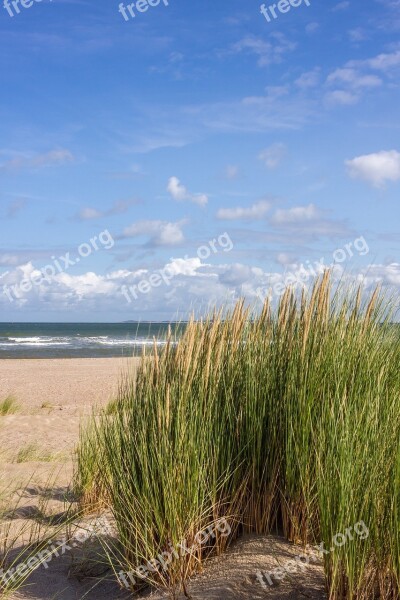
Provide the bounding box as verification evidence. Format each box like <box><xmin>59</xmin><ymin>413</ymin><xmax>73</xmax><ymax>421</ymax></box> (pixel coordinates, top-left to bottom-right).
<box><xmin>0</xmin><ymin>323</ymin><xmax>183</xmax><ymax>359</ymax></box>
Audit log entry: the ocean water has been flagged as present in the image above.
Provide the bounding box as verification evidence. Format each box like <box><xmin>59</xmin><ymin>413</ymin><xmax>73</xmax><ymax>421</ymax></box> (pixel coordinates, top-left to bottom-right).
<box><xmin>0</xmin><ymin>323</ymin><xmax>182</xmax><ymax>359</ymax></box>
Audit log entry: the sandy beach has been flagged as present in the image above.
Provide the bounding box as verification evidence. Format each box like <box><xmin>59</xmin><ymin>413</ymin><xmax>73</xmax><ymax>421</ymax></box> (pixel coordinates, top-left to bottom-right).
<box><xmin>0</xmin><ymin>357</ymin><xmax>326</xmax><ymax>600</ymax></box>
<box><xmin>0</xmin><ymin>358</ymin><xmax>138</xmax><ymax>467</ymax></box>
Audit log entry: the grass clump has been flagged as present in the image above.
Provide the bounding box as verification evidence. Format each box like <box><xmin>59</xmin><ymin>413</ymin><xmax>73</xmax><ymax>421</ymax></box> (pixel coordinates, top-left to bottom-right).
<box><xmin>75</xmin><ymin>271</ymin><xmax>400</xmax><ymax>600</ymax></box>
<box><xmin>15</xmin><ymin>444</ymin><xmax>63</xmax><ymax>464</ymax></box>
<box><xmin>0</xmin><ymin>396</ymin><xmax>19</xmax><ymax>416</ymax></box>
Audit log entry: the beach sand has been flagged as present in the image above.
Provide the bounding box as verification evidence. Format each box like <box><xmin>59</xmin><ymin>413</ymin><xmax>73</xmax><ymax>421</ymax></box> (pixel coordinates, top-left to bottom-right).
<box><xmin>0</xmin><ymin>358</ymin><xmax>137</xmax><ymax>465</ymax></box>
<box><xmin>0</xmin><ymin>358</ymin><xmax>326</xmax><ymax>600</ymax></box>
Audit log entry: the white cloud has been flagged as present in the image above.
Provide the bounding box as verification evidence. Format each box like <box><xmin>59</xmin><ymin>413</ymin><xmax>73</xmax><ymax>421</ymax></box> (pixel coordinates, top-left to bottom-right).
<box><xmin>269</xmin><ymin>204</ymin><xmax>348</xmax><ymax>238</ymax></box>
<box><xmin>259</xmin><ymin>143</ymin><xmax>287</xmax><ymax>169</ymax></box>
<box><xmin>56</xmin><ymin>271</ymin><xmax>114</xmax><ymax>297</ymax></box>
<box><xmin>348</xmin><ymin>28</ymin><xmax>367</xmax><ymax>42</ymax></box>
<box><xmin>361</xmin><ymin>50</ymin><xmax>400</xmax><ymax>71</ymax></box>
<box><xmin>346</xmin><ymin>150</ymin><xmax>400</xmax><ymax>187</ymax></box>
<box><xmin>217</xmin><ymin>200</ymin><xmax>271</xmax><ymax>221</ymax></box>
<box><xmin>78</xmin><ymin>208</ymin><xmax>103</xmax><ymax>220</ymax></box>
<box><xmin>76</xmin><ymin>199</ymin><xmax>138</xmax><ymax>221</ymax></box>
<box><xmin>271</xmin><ymin>203</ymin><xmax>320</xmax><ymax>225</ymax></box>
<box><xmin>2</xmin><ymin>260</ymin><xmax>399</xmax><ymax>319</ymax></box>
<box><xmin>123</xmin><ymin>219</ymin><xmax>185</xmax><ymax>246</ymax></box>
<box><xmin>164</xmin><ymin>257</ymin><xmax>203</xmax><ymax>277</ymax></box>
<box><xmin>0</xmin><ymin>254</ymin><xmax>21</xmax><ymax>267</ymax></box>
<box><xmin>231</xmin><ymin>34</ymin><xmax>296</xmax><ymax>67</ymax></box>
<box><xmin>327</xmin><ymin>68</ymin><xmax>382</xmax><ymax>89</ymax></box>
<box><xmin>305</xmin><ymin>22</ymin><xmax>319</xmax><ymax>34</ymax></box>
<box><xmin>324</xmin><ymin>49</ymin><xmax>400</xmax><ymax>108</ymax></box>
<box><xmin>325</xmin><ymin>65</ymin><xmax>382</xmax><ymax>107</ymax></box>
<box><xmin>0</xmin><ymin>149</ymin><xmax>74</xmax><ymax>172</ymax></box>
<box><xmin>332</xmin><ymin>1</ymin><xmax>350</xmax><ymax>10</ymax></box>
<box><xmin>324</xmin><ymin>90</ymin><xmax>359</xmax><ymax>106</ymax></box>
<box><xmin>167</xmin><ymin>177</ymin><xmax>208</xmax><ymax>207</ymax></box>
<box><xmin>295</xmin><ymin>68</ymin><xmax>320</xmax><ymax>89</ymax></box>
<box><xmin>359</xmin><ymin>263</ymin><xmax>400</xmax><ymax>287</ymax></box>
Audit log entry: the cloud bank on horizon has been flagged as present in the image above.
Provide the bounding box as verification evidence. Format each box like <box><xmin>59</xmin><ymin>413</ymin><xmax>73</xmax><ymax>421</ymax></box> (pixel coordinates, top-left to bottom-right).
<box><xmin>0</xmin><ymin>0</ymin><xmax>399</xmax><ymax>321</ymax></box>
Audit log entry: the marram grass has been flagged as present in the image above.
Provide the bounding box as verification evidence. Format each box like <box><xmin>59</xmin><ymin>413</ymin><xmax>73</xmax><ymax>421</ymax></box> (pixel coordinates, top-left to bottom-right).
<box><xmin>75</xmin><ymin>271</ymin><xmax>400</xmax><ymax>599</ymax></box>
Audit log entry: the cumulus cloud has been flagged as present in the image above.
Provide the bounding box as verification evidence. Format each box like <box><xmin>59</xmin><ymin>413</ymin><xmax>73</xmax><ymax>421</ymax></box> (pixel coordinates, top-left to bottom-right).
<box><xmin>217</xmin><ymin>200</ymin><xmax>271</xmax><ymax>221</ymax></box>
<box><xmin>3</xmin><ymin>260</ymin><xmax>398</xmax><ymax>319</ymax></box>
<box><xmin>271</xmin><ymin>203</ymin><xmax>320</xmax><ymax>225</ymax></box>
<box><xmin>167</xmin><ymin>177</ymin><xmax>208</xmax><ymax>206</ymax></box>
<box><xmin>346</xmin><ymin>150</ymin><xmax>400</xmax><ymax>187</ymax></box>
<box><xmin>327</xmin><ymin>68</ymin><xmax>382</xmax><ymax>89</ymax></box>
<box><xmin>269</xmin><ymin>204</ymin><xmax>350</xmax><ymax>239</ymax></box>
<box><xmin>295</xmin><ymin>68</ymin><xmax>320</xmax><ymax>89</ymax></box>
<box><xmin>0</xmin><ymin>149</ymin><xmax>74</xmax><ymax>172</ymax></box>
<box><xmin>259</xmin><ymin>143</ymin><xmax>287</xmax><ymax>169</ymax></box>
<box><xmin>122</xmin><ymin>219</ymin><xmax>185</xmax><ymax>246</ymax></box>
<box><xmin>353</xmin><ymin>50</ymin><xmax>400</xmax><ymax>72</ymax></box>
<box><xmin>0</xmin><ymin>258</ymin><xmax>258</xmax><ymax>316</ymax></box>
<box><xmin>324</xmin><ymin>90</ymin><xmax>359</xmax><ymax>106</ymax></box>
<box><xmin>324</xmin><ymin>65</ymin><xmax>382</xmax><ymax>107</ymax></box>
<box><xmin>324</xmin><ymin>50</ymin><xmax>399</xmax><ymax>107</ymax></box>
<box><xmin>360</xmin><ymin>263</ymin><xmax>400</xmax><ymax>287</ymax></box>
<box><xmin>0</xmin><ymin>253</ymin><xmax>21</xmax><ymax>267</ymax></box>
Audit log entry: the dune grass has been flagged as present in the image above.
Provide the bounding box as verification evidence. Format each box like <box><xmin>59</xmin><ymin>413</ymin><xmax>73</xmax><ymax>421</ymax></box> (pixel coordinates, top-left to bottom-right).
<box><xmin>0</xmin><ymin>396</ymin><xmax>19</xmax><ymax>416</ymax></box>
<box><xmin>14</xmin><ymin>443</ymin><xmax>65</xmax><ymax>464</ymax></box>
<box><xmin>75</xmin><ymin>272</ymin><xmax>400</xmax><ymax>599</ymax></box>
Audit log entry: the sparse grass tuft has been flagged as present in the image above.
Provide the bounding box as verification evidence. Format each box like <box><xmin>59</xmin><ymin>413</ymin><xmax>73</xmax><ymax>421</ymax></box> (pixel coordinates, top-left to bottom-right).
<box><xmin>15</xmin><ymin>443</ymin><xmax>63</xmax><ymax>464</ymax></box>
<box><xmin>0</xmin><ymin>396</ymin><xmax>19</xmax><ymax>416</ymax></box>
<box><xmin>15</xmin><ymin>443</ymin><xmax>38</xmax><ymax>463</ymax></box>
<box><xmin>40</xmin><ymin>402</ymin><xmax>54</xmax><ymax>410</ymax></box>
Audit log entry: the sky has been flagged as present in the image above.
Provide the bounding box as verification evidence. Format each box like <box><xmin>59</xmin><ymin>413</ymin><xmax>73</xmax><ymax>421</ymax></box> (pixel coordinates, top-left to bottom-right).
<box><xmin>0</xmin><ymin>0</ymin><xmax>399</xmax><ymax>321</ymax></box>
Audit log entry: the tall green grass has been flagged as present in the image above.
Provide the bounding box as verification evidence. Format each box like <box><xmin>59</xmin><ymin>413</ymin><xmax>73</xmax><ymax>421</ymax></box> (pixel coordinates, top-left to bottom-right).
<box><xmin>75</xmin><ymin>272</ymin><xmax>400</xmax><ymax>599</ymax></box>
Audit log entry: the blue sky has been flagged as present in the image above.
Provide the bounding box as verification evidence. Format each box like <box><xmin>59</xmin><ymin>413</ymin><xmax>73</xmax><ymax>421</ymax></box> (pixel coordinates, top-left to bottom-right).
<box><xmin>0</xmin><ymin>0</ymin><xmax>399</xmax><ymax>321</ymax></box>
